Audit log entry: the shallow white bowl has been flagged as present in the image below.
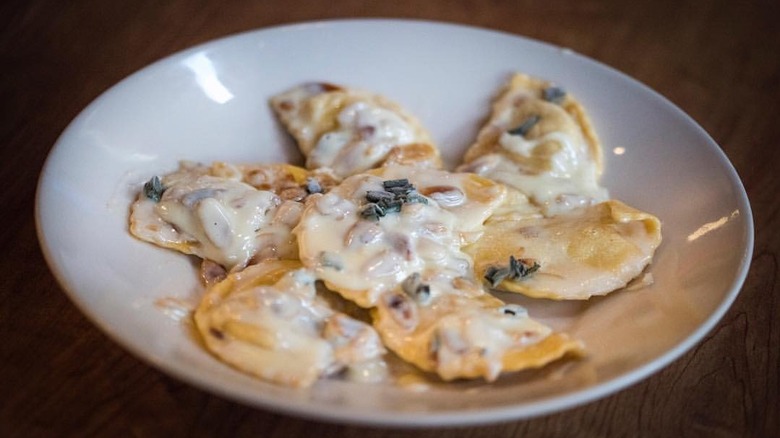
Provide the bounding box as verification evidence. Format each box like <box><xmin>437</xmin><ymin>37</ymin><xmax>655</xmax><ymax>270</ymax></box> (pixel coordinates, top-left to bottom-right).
<box><xmin>35</xmin><ymin>19</ymin><xmax>753</xmax><ymax>426</ymax></box>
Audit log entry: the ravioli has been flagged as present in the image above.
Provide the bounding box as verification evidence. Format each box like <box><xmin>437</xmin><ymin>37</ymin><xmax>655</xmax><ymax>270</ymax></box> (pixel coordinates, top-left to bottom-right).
<box><xmin>294</xmin><ymin>164</ymin><xmax>581</xmax><ymax>380</ymax></box>
<box><xmin>271</xmin><ymin>82</ymin><xmax>440</xmax><ymax>177</ymax></box>
<box><xmin>194</xmin><ymin>260</ymin><xmax>386</xmax><ymax>387</ymax></box>
<box><xmin>457</xmin><ymin>74</ymin><xmax>662</xmax><ymax>300</ymax></box>
<box><xmin>129</xmin><ymin>161</ymin><xmax>330</xmax><ymax>270</ymax></box>
<box><xmin>459</xmin><ymin>73</ymin><xmax>608</xmax><ymax>216</ymax></box>
<box><xmin>294</xmin><ymin>165</ymin><xmax>506</xmax><ymax>307</ymax></box>
<box><xmin>128</xmin><ymin>77</ymin><xmax>665</xmax><ymax>387</ymax></box>
<box><xmin>467</xmin><ymin>200</ymin><xmax>662</xmax><ymax>300</ymax></box>
<box><xmin>372</xmin><ymin>276</ymin><xmax>584</xmax><ymax>381</ymax></box>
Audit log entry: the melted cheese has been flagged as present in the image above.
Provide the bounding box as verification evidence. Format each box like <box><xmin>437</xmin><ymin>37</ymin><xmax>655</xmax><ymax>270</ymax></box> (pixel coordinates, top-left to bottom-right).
<box><xmin>372</xmin><ymin>277</ymin><xmax>583</xmax><ymax>381</ymax></box>
<box><xmin>308</xmin><ymin>102</ymin><xmax>417</xmax><ymax>175</ymax></box>
<box><xmin>270</xmin><ymin>83</ymin><xmax>438</xmax><ymax>177</ymax></box>
<box><xmin>130</xmin><ymin>162</ymin><xmax>313</xmax><ymax>270</ymax></box>
<box><xmin>130</xmin><ymin>77</ymin><xmax>666</xmax><ymax>387</ymax></box>
<box><xmin>294</xmin><ymin>165</ymin><xmax>506</xmax><ymax>307</ymax></box>
<box><xmin>194</xmin><ymin>260</ymin><xmax>386</xmax><ymax>388</ymax></box>
<box><xmin>459</xmin><ymin>73</ymin><xmax>607</xmax><ymax>216</ymax></box>
<box><xmin>155</xmin><ymin>177</ymin><xmax>280</xmax><ymax>268</ymax></box>
<box><xmin>463</xmin><ymin>153</ymin><xmax>608</xmax><ymax>216</ymax></box>
<box><xmin>294</xmin><ymin>165</ymin><xmax>582</xmax><ymax>380</ymax></box>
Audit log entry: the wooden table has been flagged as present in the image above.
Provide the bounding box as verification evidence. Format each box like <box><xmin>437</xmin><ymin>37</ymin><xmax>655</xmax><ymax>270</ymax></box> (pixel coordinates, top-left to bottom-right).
<box><xmin>3</xmin><ymin>1</ymin><xmax>778</xmax><ymax>436</ymax></box>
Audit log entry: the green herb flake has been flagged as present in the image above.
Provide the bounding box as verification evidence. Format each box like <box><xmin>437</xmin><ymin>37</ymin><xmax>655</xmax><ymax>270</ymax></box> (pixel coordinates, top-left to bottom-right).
<box><xmin>508</xmin><ymin>255</ymin><xmax>540</xmax><ymax>279</ymax></box>
<box><xmin>382</xmin><ymin>179</ymin><xmax>411</xmax><ymax>190</ymax></box>
<box><xmin>543</xmin><ymin>86</ymin><xmax>567</xmax><ymax>104</ymax></box>
<box><xmin>403</xmin><ymin>191</ymin><xmax>428</xmax><ymax>205</ymax></box>
<box><xmin>362</xmin><ymin>179</ymin><xmax>428</xmax><ymax>221</ymax></box>
<box><xmin>485</xmin><ymin>256</ymin><xmax>540</xmax><ymax>287</ymax></box>
<box><xmin>143</xmin><ymin>176</ymin><xmax>165</xmax><ymax>202</ymax></box>
<box><xmin>366</xmin><ymin>190</ymin><xmax>394</xmax><ymax>203</ymax></box>
<box><xmin>360</xmin><ymin>203</ymin><xmax>386</xmax><ymax>221</ymax></box>
<box><xmin>499</xmin><ymin>304</ymin><xmax>528</xmax><ymax>318</ymax></box>
<box><xmin>484</xmin><ymin>265</ymin><xmax>511</xmax><ymax>287</ymax></box>
<box><xmin>319</xmin><ymin>251</ymin><xmax>344</xmax><ymax>271</ymax></box>
<box><xmin>305</xmin><ymin>177</ymin><xmax>322</xmax><ymax>194</ymax></box>
<box><xmin>402</xmin><ymin>272</ymin><xmax>431</xmax><ymax>303</ymax></box>
<box><xmin>507</xmin><ymin>115</ymin><xmax>541</xmax><ymax>137</ymax></box>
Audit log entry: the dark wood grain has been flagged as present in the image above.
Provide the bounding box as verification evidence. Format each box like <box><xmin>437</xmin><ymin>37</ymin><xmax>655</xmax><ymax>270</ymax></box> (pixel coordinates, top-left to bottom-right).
<box><xmin>2</xmin><ymin>0</ymin><xmax>778</xmax><ymax>436</ymax></box>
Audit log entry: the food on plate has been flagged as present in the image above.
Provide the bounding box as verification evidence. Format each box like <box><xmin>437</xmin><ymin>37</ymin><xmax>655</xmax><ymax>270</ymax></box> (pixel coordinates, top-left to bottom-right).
<box><xmin>129</xmin><ymin>75</ymin><xmax>662</xmax><ymax>387</ymax></box>
<box><xmin>294</xmin><ymin>164</ymin><xmax>582</xmax><ymax>380</ymax></box>
<box><xmin>294</xmin><ymin>165</ymin><xmax>506</xmax><ymax>308</ymax></box>
<box><xmin>194</xmin><ymin>259</ymin><xmax>386</xmax><ymax>387</ymax></box>
<box><xmin>466</xmin><ymin>200</ymin><xmax>662</xmax><ymax>300</ymax></box>
<box><xmin>459</xmin><ymin>73</ymin><xmax>607</xmax><ymax>216</ymax></box>
<box><xmin>270</xmin><ymin>82</ymin><xmax>440</xmax><ymax>177</ymax></box>
<box><xmin>129</xmin><ymin>161</ymin><xmax>336</xmax><ymax>271</ymax></box>
<box><xmin>372</xmin><ymin>276</ymin><xmax>583</xmax><ymax>381</ymax></box>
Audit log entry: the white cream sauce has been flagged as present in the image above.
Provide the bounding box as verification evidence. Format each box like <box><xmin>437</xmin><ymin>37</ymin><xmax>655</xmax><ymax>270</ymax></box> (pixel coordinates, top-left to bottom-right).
<box><xmin>295</xmin><ymin>166</ymin><xmax>504</xmax><ymax>308</ymax></box>
<box><xmin>155</xmin><ymin>176</ymin><xmax>280</xmax><ymax>269</ymax></box>
<box><xmin>462</xmin><ymin>152</ymin><xmax>608</xmax><ymax>216</ymax></box>
<box><xmin>373</xmin><ymin>277</ymin><xmax>552</xmax><ymax>381</ymax></box>
<box><xmin>131</xmin><ymin>168</ymin><xmax>304</xmax><ymax>270</ymax></box>
<box><xmin>308</xmin><ymin>102</ymin><xmax>417</xmax><ymax>177</ymax></box>
<box><xmin>197</xmin><ymin>267</ymin><xmax>386</xmax><ymax>387</ymax></box>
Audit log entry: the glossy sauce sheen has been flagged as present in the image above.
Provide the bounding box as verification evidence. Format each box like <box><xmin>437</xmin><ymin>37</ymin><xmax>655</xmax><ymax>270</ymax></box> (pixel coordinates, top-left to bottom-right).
<box><xmin>309</xmin><ymin>102</ymin><xmax>417</xmax><ymax>175</ymax></box>
<box><xmin>295</xmin><ymin>165</ymin><xmax>582</xmax><ymax>380</ymax></box>
<box><xmin>295</xmin><ymin>165</ymin><xmax>506</xmax><ymax>308</ymax></box>
<box><xmin>195</xmin><ymin>262</ymin><xmax>386</xmax><ymax>387</ymax></box>
<box><xmin>460</xmin><ymin>75</ymin><xmax>607</xmax><ymax>216</ymax></box>
<box><xmin>130</xmin><ymin>165</ymin><xmax>303</xmax><ymax>270</ymax></box>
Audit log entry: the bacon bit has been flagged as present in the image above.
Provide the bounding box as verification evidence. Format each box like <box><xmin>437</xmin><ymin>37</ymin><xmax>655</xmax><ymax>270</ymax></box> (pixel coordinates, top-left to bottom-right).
<box><xmin>358</xmin><ymin>125</ymin><xmax>376</xmax><ymax>140</ymax></box>
<box><xmin>385</xmin><ymin>293</ymin><xmax>418</xmax><ymax>330</ymax></box>
<box><xmin>303</xmin><ymin>82</ymin><xmax>342</xmax><ymax>94</ymax></box>
<box><xmin>278</xmin><ymin>100</ymin><xmax>294</xmax><ymax>111</ymax></box>
<box><xmin>201</xmin><ymin>259</ymin><xmax>227</xmax><ymax>287</ymax></box>
<box><xmin>279</xmin><ymin>186</ymin><xmax>307</xmax><ymax>202</ymax></box>
<box><xmin>209</xmin><ymin>328</ymin><xmax>225</xmax><ymax>340</ymax></box>
<box><xmin>387</xmin><ymin>232</ymin><xmax>413</xmax><ymax>260</ymax></box>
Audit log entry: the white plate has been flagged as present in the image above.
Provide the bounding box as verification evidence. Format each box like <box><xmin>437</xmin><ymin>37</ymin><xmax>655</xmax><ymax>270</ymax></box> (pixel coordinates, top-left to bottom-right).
<box><xmin>35</xmin><ymin>19</ymin><xmax>753</xmax><ymax>426</ymax></box>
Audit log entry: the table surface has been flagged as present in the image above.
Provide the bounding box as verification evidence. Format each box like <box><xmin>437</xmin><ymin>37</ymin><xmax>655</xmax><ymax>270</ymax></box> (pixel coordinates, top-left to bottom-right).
<box><xmin>2</xmin><ymin>0</ymin><xmax>778</xmax><ymax>436</ymax></box>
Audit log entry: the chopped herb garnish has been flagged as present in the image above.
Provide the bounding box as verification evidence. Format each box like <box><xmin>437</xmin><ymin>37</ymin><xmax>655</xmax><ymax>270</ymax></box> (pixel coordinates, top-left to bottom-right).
<box><xmin>143</xmin><ymin>176</ymin><xmax>165</xmax><ymax>202</ymax></box>
<box><xmin>499</xmin><ymin>304</ymin><xmax>528</xmax><ymax>318</ymax></box>
<box><xmin>361</xmin><ymin>179</ymin><xmax>428</xmax><ymax>221</ymax></box>
<box><xmin>305</xmin><ymin>177</ymin><xmax>322</xmax><ymax>194</ymax></box>
<box><xmin>484</xmin><ymin>256</ymin><xmax>540</xmax><ymax>287</ymax></box>
<box><xmin>382</xmin><ymin>179</ymin><xmax>411</xmax><ymax>189</ymax></box>
<box><xmin>366</xmin><ymin>190</ymin><xmax>394</xmax><ymax>203</ymax></box>
<box><xmin>319</xmin><ymin>251</ymin><xmax>344</xmax><ymax>271</ymax></box>
<box><xmin>484</xmin><ymin>265</ymin><xmax>511</xmax><ymax>287</ymax></box>
<box><xmin>360</xmin><ymin>203</ymin><xmax>386</xmax><ymax>221</ymax></box>
<box><xmin>382</xmin><ymin>198</ymin><xmax>403</xmax><ymax>214</ymax></box>
<box><xmin>401</xmin><ymin>273</ymin><xmax>431</xmax><ymax>303</ymax></box>
<box><xmin>507</xmin><ymin>115</ymin><xmax>541</xmax><ymax>137</ymax></box>
<box><xmin>509</xmin><ymin>255</ymin><xmax>540</xmax><ymax>278</ymax></box>
<box><xmin>404</xmin><ymin>191</ymin><xmax>428</xmax><ymax>205</ymax></box>
<box><xmin>543</xmin><ymin>86</ymin><xmax>567</xmax><ymax>104</ymax></box>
